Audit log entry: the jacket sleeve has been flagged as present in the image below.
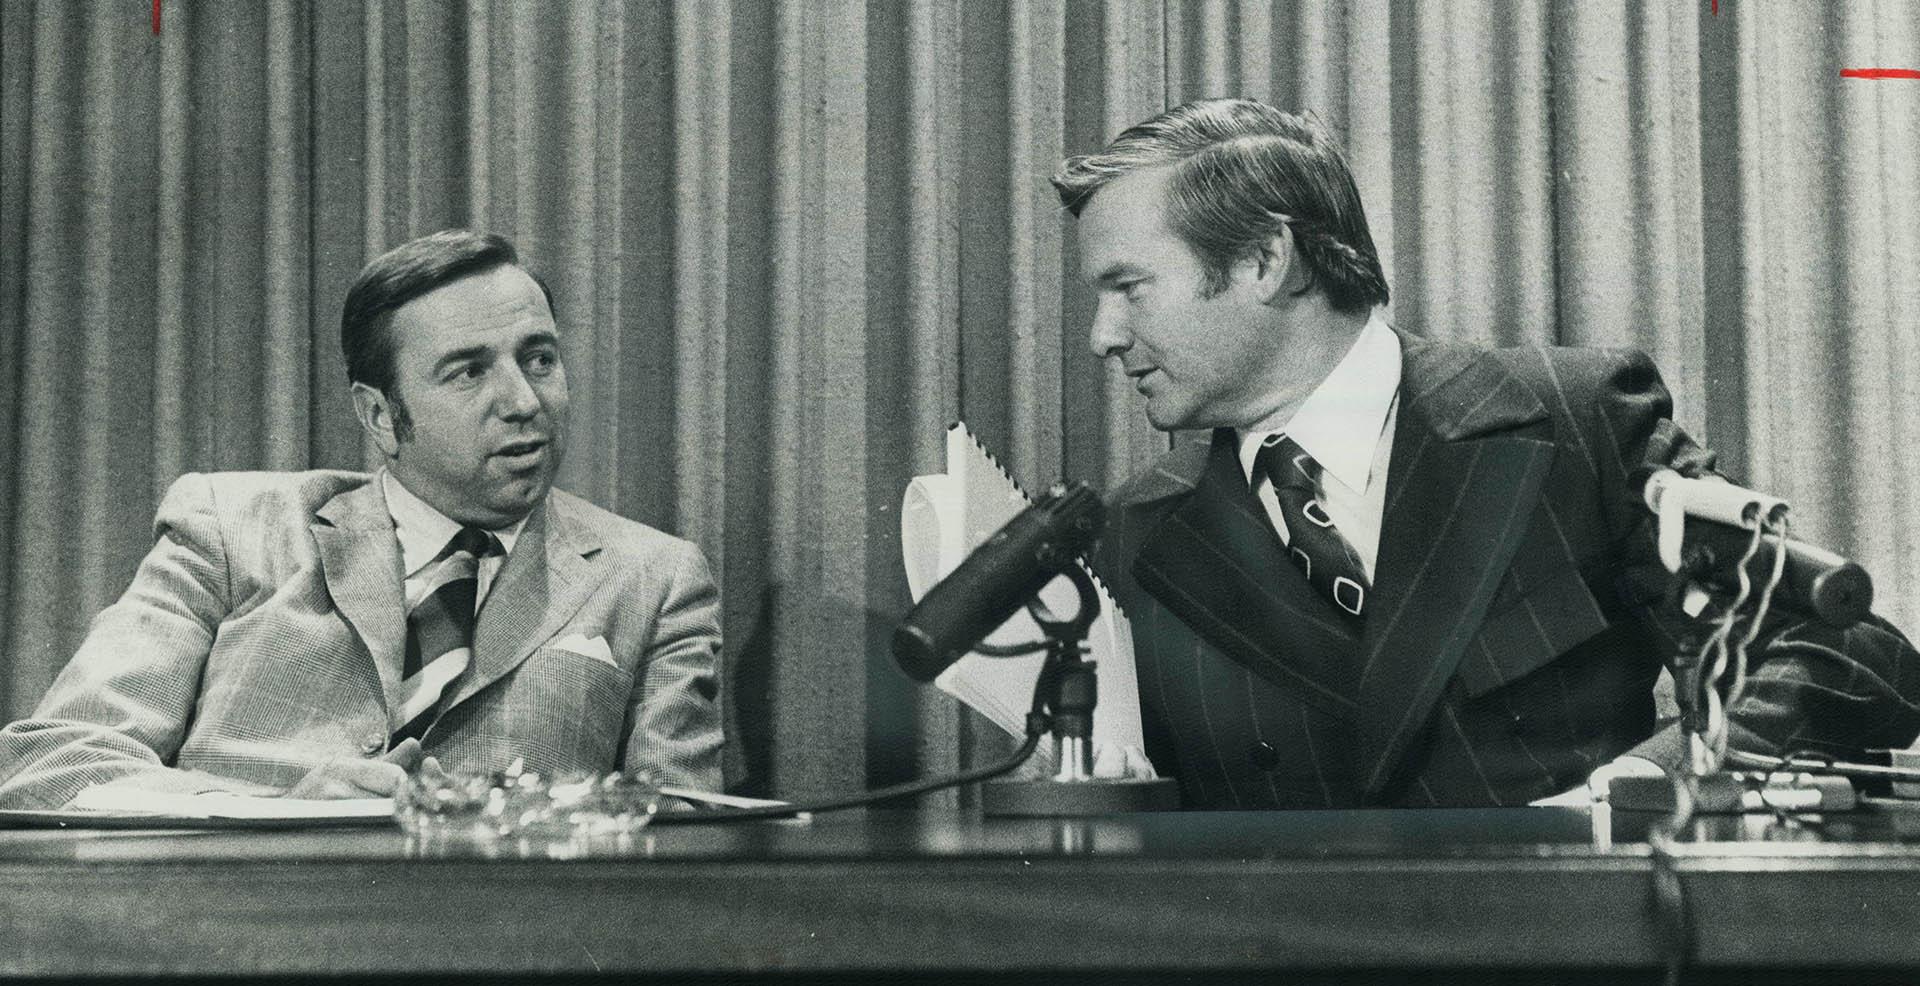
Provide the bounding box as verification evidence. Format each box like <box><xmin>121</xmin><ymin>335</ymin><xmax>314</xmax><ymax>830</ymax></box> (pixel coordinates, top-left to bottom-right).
<box><xmin>620</xmin><ymin>538</ymin><xmax>726</xmax><ymax>794</ymax></box>
<box><xmin>1591</xmin><ymin>352</ymin><xmax>1920</xmax><ymax>768</ymax></box>
<box><xmin>0</xmin><ymin>474</ymin><xmax>278</xmax><ymax>809</ymax></box>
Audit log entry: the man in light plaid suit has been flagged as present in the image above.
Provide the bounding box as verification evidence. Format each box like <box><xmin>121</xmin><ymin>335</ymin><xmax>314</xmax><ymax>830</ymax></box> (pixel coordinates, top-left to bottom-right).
<box><xmin>0</xmin><ymin>230</ymin><xmax>723</xmax><ymax>809</ymax></box>
<box><xmin>1058</xmin><ymin>99</ymin><xmax>1920</xmax><ymax>809</ymax></box>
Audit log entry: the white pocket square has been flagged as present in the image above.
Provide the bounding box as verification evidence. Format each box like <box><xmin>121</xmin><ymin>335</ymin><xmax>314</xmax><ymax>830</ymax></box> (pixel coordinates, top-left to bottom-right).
<box><xmin>551</xmin><ymin>632</ymin><xmax>617</xmax><ymax>667</ymax></box>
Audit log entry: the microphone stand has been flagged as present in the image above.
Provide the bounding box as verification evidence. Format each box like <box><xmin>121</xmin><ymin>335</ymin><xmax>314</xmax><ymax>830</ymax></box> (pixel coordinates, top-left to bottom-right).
<box><xmin>1621</xmin><ymin>508</ymin><xmax>1877</xmax><ymax>819</ymax></box>
<box><xmin>977</xmin><ymin>561</ymin><xmax>1180</xmax><ymax>817</ymax></box>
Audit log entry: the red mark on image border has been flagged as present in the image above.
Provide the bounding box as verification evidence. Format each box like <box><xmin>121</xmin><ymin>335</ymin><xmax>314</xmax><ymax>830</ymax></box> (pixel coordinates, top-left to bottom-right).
<box><xmin>152</xmin><ymin>0</ymin><xmax>161</xmax><ymax>35</ymax></box>
<box><xmin>1842</xmin><ymin>68</ymin><xmax>1920</xmax><ymax>80</ymax></box>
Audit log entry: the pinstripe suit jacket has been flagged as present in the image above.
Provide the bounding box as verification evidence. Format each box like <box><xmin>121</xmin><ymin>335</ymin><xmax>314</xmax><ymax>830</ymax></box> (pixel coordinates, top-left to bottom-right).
<box><xmin>0</xmin><ymin>471</ymin><xmax>724</xmax><ymax>809</ymax></box>
<box><xmin>1098</xmin><ymin>332</ymin><xmax>1920</xmax><ymax>809</ymax></box>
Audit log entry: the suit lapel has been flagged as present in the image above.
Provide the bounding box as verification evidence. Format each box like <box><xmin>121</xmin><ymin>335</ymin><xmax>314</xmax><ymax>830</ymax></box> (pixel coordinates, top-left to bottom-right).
<box><xmin>443</xmin><ymin>495</ymin><xmax>604</xmax><ymax>714</ymax></box>
<box><xmin>312</xmin><ymin>479</ymin><xmax>406</xmax><ymax>712</ymax></box>
<box><xmin>1353</xmin><ymin>335</ymin><xmax>1556</xmax><ymax>798</ymax></box>
<box><xmin>1130</xmin><ymin>429</ymin><xmax>1363</xmax><ymax>719</ymax></box>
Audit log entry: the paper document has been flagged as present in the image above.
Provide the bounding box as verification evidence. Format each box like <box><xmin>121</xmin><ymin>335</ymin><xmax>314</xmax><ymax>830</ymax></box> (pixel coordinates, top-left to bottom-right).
<box><xmin>900</xmin><ymin>422</ymin><xmax>1145</xmax><ymax>754</ymax></box>
<box><xmin>67</xmin><ymin>786</ymin><xmax>394</xmax><ymax>821</ymax></box>
<box><xmin>0</xmin><ymin>786</ymin><xmax>803</xmax><ymax>830</ymax></box>
<box><xmin>0</xmin><ymin>787</ymin><xmax>396</xmax><ymax>828</ymax></box>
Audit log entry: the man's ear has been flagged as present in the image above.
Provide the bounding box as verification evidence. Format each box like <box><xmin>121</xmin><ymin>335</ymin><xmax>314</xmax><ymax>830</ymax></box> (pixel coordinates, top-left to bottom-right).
<box><xmin>351</xmin><ymin>382</ymin><xmax>401</xmax><ymax>457</ymax></box>
<box><xmin>1245</xmin><ymin>228</ymin><xmax>1304</xmax><ymax>305</ymax></box>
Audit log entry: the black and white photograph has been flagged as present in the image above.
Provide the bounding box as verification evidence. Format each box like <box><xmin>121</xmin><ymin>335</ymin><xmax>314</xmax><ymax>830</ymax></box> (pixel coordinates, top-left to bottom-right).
<box><xmin>2</xmin><ymin>1</ymin><xmax>1918</xmax><ymax>983</ymax></box>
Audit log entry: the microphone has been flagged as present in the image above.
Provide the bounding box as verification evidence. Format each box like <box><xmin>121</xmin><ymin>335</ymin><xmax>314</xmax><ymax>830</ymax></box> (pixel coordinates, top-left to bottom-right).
<box><xmin>1637</xmin><ymin>468</ymin><xmax>1788</xmax><ymax>528</ymax></box>
<box><xmin>892</xmin><ymin>481</ymin><xmax>1106</xmax><ymax>683</ymax></box>
<box><xmin>1674</xmin><ymin>519</ymin><xmax>1872</xmax><ymax>628</ymax></box>
<box><xmin>1631</xmin><ymin>467</ymin><xmax>1871</xmax><ymax>627</ymax></box>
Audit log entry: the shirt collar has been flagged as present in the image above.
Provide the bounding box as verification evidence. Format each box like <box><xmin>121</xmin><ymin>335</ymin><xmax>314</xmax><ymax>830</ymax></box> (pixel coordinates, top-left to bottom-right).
<box><xmin>381</xmin><ymin>470</ymin><xmax>528</xmax><ymax>578</ymax></box>
<box><xmin>1238</xmin><ymin>309</ymin><xmax>1402</xmax><ymax>494</ymax></box>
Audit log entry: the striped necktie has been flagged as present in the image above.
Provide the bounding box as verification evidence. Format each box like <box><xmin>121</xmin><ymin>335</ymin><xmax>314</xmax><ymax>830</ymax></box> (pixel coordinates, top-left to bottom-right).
<box><xmin>392</xmin><ymin>526</ymin><xmax>497</xmax><ymax>743</ymax></box>
<box><xmin>1256</xmin><ymin>434</ymin><xmax>1369</xmax><ymax>619</ymax></box>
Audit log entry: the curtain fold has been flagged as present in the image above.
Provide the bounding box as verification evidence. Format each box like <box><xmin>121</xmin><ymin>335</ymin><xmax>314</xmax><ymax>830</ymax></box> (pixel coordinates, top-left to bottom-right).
<box><xmin>1552</xmin><ymin>2</ymin><xmax>1706</xmax><ymax>420</ymax></box>
<box><xmin>4</xmin><ymin>0</ymin><xmax>1918</xmax><ymax>797</ymax></box>
<box><xmin>1721</xmin><ymin>0</ymin><xmax>1920</xmax><ymax>601</ymax></box>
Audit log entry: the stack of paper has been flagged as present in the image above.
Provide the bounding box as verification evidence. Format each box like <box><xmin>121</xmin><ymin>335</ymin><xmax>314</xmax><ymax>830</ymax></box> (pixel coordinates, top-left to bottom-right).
<box><xmin>44</xmin><ymin>786</ymin><xmax>395</xmax><ymax>826</ymax></box>
<box><xmin>0</xmin><ymin>785</ymin><xmax>790</xmax><ymax>829</ymax></box>
<box><xmin>900</xmin><ymin>423</ymin><xmax>1144</xmax><ymax>753</ymax></box>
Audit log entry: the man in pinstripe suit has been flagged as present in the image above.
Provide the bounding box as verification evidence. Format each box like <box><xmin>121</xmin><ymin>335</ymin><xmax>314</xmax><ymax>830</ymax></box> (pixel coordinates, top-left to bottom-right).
<box><xmin>1056</xmin><ymin>99</ymin><xmax>1920</xmax><ymax>809</ymax></box>
<box><xmin>0</xmin><ymin>231</ymin><xmax>723</xmax><ymax>809</ymax></box>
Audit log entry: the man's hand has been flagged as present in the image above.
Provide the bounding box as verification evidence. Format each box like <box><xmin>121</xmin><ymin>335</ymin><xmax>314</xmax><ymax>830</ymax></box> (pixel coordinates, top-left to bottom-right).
<box><xmin>282</xmin><ymin>737</ymin><xmax>443</xmax><ymax>799</ymax></box>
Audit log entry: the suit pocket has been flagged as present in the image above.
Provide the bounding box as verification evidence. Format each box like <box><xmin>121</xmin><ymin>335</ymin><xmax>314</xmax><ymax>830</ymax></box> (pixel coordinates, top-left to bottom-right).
<box><xmin>1455</xmin><ymin>565</ymin><xmax>1610</xmax><ymax>697</ymax></box>
<box><xmin>506</xmin><ymin>646</ymin><xmax>637</xmax><ymax>771</ymax></box>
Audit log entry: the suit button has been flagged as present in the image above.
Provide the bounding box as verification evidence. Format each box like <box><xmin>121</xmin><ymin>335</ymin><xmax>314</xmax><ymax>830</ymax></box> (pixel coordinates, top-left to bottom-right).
<box><xmin>1247</xmin><ymin>741</ymin><xmax>1282</xmax><ymax>771</ymax></box>
<box><xmin>360</xmin><ymin>735</ymin><xmax>386</xmax><ymax>756</ymax></box>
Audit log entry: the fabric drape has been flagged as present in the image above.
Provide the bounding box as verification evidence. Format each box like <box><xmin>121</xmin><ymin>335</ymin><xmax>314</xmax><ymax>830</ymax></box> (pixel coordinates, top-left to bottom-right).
<box><xmin>3</xmin><ymin>0</ymin><xmax>1915</xmax><ymax>799</ymax></box>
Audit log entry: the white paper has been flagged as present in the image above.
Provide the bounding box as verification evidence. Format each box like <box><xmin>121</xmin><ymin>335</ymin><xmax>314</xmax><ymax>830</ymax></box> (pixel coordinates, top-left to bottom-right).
<box><xmin>68</xmin><ymin>786</ymin><xmax>394</xmax><ymax>820</ymax></box>
<box><xmin>900</xmin><ymin>422</ymin><xmax>1145</xmax><ymax>753</ymax></box>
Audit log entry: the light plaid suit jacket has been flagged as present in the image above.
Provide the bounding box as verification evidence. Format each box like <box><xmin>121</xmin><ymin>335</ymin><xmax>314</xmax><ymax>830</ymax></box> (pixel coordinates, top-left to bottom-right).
<box><xmin>1098</xmin><ymin>331</ymin><xmax>1920</xmax><ymax>809</ymax></box>
<box><xmin>0</xmin><ymin>471</ymin><xmax>724</xmax><ymax>809</ymax></box>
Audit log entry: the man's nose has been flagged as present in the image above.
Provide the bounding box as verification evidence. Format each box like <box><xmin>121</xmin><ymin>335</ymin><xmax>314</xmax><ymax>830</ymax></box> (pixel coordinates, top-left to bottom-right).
<box><xmin>494</xmin><ymin>364</ymin><xmax>542</xmax><ymax>420</ymax></box>
<box><xmin>1087</xmin><ymin>297</ymin><xmax>1131</xmax><ymax>359</ymax></box>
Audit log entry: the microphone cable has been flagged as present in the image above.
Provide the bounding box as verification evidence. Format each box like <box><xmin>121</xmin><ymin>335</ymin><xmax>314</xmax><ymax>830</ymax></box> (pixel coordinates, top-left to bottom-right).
<box><xmin>650</xmin><ymin>645</ymin><xmax>1066</xmax><ymax>825</ymax></box>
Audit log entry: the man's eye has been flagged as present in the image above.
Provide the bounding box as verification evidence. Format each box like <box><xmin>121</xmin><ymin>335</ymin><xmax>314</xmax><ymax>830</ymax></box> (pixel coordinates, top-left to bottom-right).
<box><xmin>525</xmin><ymin>351</ymin><xmax>558</xmax><ymax>373</ymax></box>
<box><xmin>449</xmin><ymin>364</ymin><xmax>486</xmax><ymax>383</ymax></box>
<box><xmin>1121</xmin><ymin>280</ymin><xmax>1146</xmax><ymax>301</ymax></box>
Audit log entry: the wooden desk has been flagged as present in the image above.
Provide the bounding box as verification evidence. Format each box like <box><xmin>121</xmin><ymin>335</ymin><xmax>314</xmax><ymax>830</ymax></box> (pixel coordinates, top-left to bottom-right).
<box><xmin>6</xmin><ymin>805</ymin><xmax>1920</xmax><ymax>982</ymax></box>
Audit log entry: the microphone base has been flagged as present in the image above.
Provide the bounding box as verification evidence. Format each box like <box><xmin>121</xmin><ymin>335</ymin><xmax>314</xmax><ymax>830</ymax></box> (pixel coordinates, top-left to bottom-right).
<box><xmin>981</xmin><ymin>777</ymin><xmax>1181</xmax><ymax>817</ymax></box>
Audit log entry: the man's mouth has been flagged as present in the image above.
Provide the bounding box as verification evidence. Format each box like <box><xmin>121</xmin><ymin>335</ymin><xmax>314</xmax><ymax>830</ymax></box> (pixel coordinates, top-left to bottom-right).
<box><xmin>493</xmin><ymin>438</ymin><xmax>549</xmax><ymax>468</ymax></box>
<box><xmin>1126</xmin><ymin>367</ymin><xmax>1159</xmax><ymax>391</ymax></box>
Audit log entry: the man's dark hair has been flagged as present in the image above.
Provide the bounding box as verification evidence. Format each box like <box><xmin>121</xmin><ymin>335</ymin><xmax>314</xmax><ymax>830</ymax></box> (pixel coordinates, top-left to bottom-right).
<box><xmin>340</xmin><ymin>229</ymin><xmax>555</xmax><ymax>438</ymax></box>
<box><xmin>1052</xmin><ymin>99</ymin><xmax>1388</xmax><ymax>315</ymax></box>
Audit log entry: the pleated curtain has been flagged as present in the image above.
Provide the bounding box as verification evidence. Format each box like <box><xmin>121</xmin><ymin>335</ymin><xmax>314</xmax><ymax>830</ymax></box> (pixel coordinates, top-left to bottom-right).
<box><xmin>2</xmin><ymin>0</ymin><xmax>1916</xmax><ymax>800</ymax></box>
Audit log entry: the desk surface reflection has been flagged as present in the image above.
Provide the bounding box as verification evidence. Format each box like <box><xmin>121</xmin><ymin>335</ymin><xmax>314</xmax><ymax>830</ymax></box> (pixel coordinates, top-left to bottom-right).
<box><xmin>6</xmin><ymin>804</ymin><xmax>1920</xmax><ymax>980</ymax></box>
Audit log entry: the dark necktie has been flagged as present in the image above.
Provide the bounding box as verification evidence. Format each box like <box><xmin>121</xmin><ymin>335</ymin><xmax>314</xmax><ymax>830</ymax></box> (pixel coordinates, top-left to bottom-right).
<box><xmin>1256</xmin><ymin>435</ymin><xmax>1370</xmax><ymax>618</ymax></box>
<box><xmin>393</xmin><ymin>526</ymin><xmax>497</xmax><ymax>743</ymax></box>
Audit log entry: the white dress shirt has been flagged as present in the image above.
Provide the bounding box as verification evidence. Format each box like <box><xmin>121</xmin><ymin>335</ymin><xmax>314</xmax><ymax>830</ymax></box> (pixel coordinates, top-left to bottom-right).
<box><xmin>1237</xmin><ymin>310</ymin><xmax>1401</xmax><ymax>580</ymax></box>
<box><xmin>382</xmin><ymin>470</ymin><xmax>528</xmax><ymax>614</ymax></box>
